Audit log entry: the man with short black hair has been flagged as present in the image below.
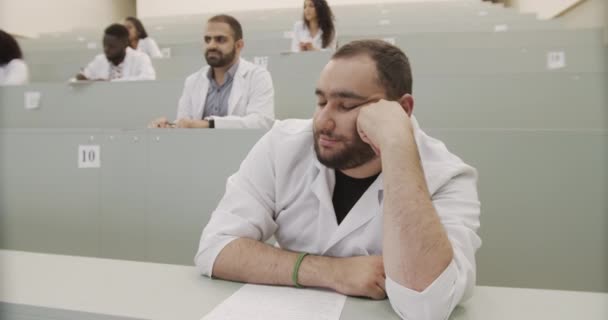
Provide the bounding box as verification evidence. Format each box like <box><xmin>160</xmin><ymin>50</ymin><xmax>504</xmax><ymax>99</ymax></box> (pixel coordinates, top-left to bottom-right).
<box><xmin>195</xmin><ymin>40</ymin><xmax>481</xmax><ymax>320</ymax></box>
<box><xmin>0</xmin><ymin>29</ymin><xmax>29</xmax><ymax>85</ymax></box>
<box><xmin>76</xmin><ymin>23</ymin><xmax>156</xmax><ymax>81</ymax></box>
<box><xmin>149</xmin><ymin>14</ymin><xmax>275</xmax><ymax>129</ymax></box>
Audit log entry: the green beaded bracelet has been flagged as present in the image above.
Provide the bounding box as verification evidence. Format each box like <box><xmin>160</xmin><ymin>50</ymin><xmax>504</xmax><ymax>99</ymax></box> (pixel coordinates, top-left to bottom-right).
<box><xmin>292</xmin><ymin>252</ymin><xmax>309</xmax><ymax>288</ymax></box>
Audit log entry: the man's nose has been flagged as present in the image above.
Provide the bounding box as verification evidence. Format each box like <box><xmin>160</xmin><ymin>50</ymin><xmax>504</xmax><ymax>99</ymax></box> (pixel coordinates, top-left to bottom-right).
<box><xmin>316</xmin><ymin>104</ymin><xmax>337</xmax><ymax>133</ymax></box>
<box><xmin>207</xmin><ymin>39</ymin><xmax>219</xmax><ymax>49</ymax></box>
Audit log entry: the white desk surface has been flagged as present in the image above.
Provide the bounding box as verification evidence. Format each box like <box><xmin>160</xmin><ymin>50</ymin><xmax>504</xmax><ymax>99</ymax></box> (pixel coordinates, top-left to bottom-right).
<box><xmin>1</xmin><ymin>250</ymin><xmax>606</xmax><ymax>320</ymax></box>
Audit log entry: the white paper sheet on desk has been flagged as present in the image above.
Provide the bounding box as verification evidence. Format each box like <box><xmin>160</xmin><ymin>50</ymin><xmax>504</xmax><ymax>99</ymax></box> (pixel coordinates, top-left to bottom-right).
<box><xmin>201</xmin><ymin>284</ymin><xmax>346</xmax><ymax>320</ymax></box>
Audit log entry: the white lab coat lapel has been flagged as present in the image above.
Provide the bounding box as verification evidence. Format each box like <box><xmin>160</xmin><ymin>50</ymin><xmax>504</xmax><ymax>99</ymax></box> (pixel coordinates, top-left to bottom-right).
<box><xmin>122</xmin><ymin>48</ymin><xmax>140</xmax><ymax>80</ymax></box>
<box><xmin>309</xmin><ymin>152</ymin><xmax>384</xmax><ymax>254</ymax></box>
<box><xmin>323</xmin><ymin>175</ymin><xmax>383</xmax><ymax>253</ymax></box>
<box><xmin>195</xmin><ymin>59</ymin><xmax>248</xmax><ymax>119</ymax></box>
<box><xmin>227</xmin><ymin>59</ymin><xmax>247</xmax><ymax>116</ymax></box>
<box><xmin>309</xmin><ymin>157</ymin><xmax>339</xmax><ymax>251</ymax></box>
<box><xmin>195</xmin><ymin>67</ymin><xmax>210</xmax><ymax>120</ymax></box>
<box><xmin>123</xmin><ymin>48</ymin><xmax>134</xmax><ymax>77</ymax></box>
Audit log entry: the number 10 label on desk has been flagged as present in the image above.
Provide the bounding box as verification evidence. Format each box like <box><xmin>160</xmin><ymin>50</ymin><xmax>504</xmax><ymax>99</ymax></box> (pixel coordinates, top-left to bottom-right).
<box><xmin>78</xmin><ymin>145</ymin><xmax>101</xmax><ymax>168</ymax></box>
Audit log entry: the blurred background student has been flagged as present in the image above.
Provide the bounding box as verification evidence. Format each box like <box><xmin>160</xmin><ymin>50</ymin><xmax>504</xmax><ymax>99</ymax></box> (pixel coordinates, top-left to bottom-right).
<box><xmin>0</xmin><ymin>29</ymin><xmax>29</xmax><ymax>85</ymax></box>
<box><xmin>124</xmin><ymin>16</ymin><xmax>162</xmax><ymax>58</ymax></box>
<box><xmin>75</xmin><ymin>24</ymin><xmax>156</xmax><ymax>81</ymax></box>
<box><xmin>291</xmin><ymin>0</ymin><xmax>336</xmax><ymax>52</ymax></box>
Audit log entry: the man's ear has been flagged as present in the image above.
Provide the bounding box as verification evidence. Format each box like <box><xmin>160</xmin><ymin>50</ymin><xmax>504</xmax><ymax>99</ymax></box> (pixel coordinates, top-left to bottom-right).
<box><xmin>398</xmin><ymin>94</ymin><xmax>414</xmax><ymax>117</ymax></box>
<box><xmin>235</xmin><ymin>39</ymin><xmax>244</xmax><ymax>51</ymax></box>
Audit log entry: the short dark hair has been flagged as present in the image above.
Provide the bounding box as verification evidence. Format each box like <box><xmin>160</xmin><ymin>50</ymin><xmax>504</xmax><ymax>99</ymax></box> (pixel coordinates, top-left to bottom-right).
<box><xmin>104</xmin><ymin>23</ymin><xmax>130</xmax><ymax>41</ymax></box>
<box><xmin>208</xmin><ymin>14</ymin><xmax>243</xmax><ymax>41</ymax></box>
<box><xmin>125</xmin><ymin>16</ymin><xmax>149</xmax><ymax>39</ymax></box>
<box><xmin>0</xmin><ymin>29</ymin><xmax>23</xmax><ymax>65</ymax></box>
<box><xmin>332</xmin><ymin>40</ymin><xmax>413</xmax><ymax>100</ymax></box>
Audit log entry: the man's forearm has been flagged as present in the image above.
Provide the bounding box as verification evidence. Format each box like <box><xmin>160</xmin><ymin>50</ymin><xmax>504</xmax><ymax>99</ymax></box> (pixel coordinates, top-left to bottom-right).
<box><xmin>175</xmin><ymin>119</ymin><xmax>209</xmax><ymax>128</ymax></box>
<box><xmin>212</xmin><ymin>238</ymin><xmax>336</xmax><ymax>289</ymax></box>
<box><xmin>190</xmin><ymin>119</ymin><xmax>210</xmax><ymax>128</ymax></box>
<box><xmin>381</xmin><ymin>134</ymin><xmax>454</xmax><ymax>292</ymax></box>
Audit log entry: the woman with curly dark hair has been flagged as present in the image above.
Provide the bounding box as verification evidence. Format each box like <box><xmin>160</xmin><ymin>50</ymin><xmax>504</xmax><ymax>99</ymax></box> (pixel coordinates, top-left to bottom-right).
<box><xmin>291</xmin><ymin>0</ymin><xmax>336</xmax><ymax>52</ymax></box>
<box><xmin>0</xmin><ymin>29</ymin><xmax>28</xmax><ymax>85</ymax></box>
<box><xmin>124</xmin><ymin>16</ymin><xmax>162</xmax><ymax>58</ymax></box>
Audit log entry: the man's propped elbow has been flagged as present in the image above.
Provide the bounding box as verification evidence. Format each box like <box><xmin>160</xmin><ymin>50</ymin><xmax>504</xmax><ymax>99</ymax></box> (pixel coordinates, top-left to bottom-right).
<box><xmin>385</xmin><ymin>260</ymin><xmax>461</xmax><ymax>320</ymax></box>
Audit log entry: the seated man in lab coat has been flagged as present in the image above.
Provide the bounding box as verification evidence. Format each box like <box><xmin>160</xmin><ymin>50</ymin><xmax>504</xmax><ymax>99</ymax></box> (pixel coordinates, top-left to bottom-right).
<box><xmin>195</xmin><ymin>40</ymin><xmax>481</xmax><ymax>320</ymax></box>
<box><xmin>149</xmin><ymin>14</ymin><xmax>275</xmax><ymax>129</ymax></box>
<box><xmin>75</xmin><ymin>24</ymin><xmax>156</xmax><ymax>81</ymax></box>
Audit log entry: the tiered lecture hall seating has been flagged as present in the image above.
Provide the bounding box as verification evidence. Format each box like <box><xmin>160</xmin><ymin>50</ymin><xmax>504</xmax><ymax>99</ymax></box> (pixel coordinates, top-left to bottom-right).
<box><xmin>1</xmin><ymin>1</ymin><xmax>606</xmax><ymax>305</ymax></box>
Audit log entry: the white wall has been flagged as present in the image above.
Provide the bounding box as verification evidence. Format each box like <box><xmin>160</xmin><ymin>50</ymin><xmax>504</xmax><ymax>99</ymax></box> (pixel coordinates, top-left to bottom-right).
<box><xmin>554</xmin><ymin>0</ymin><xmax>606</xmax><ymax>28</ymax></box>
<box><xmin>0</xmin><ymin>0</ymin><xmax>136</xmax><ymax>38</ymax></box>
<box><xmin>137</xmin><ymin>0</ymin><xmax>468</xmax><ymax>18</ymax></box>
<box><xmin>507</xmin><ymin>0</ymin><xmax>606</xmax><ymax>28</ymax></box>
<box><xmin>508</xmin><ymin>0</ymin><xmax>580</xmax><ymax>19</ymax></box>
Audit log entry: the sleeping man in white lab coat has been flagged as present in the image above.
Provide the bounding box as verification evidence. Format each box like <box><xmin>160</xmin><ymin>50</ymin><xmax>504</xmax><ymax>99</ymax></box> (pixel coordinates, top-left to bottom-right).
<box><xmin>195</xmin><ymin>40</ymin><xmax>481</xmax><ymax>320</ymax></box>
<box><xmin>149</xmin><ymin>14</ymin><xmax>275</xmax><ymax>129</ymax></box>
<box><xmin>75</xmin><ymin>24</ymin><xmax>156</xmax><ymax>82</ymax></box>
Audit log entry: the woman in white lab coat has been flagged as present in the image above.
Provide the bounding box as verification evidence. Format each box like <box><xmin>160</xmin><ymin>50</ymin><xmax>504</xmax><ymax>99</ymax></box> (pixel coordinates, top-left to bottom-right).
<box><xmin>124</xmin><ymin>16</ymin><xmax>163</xmax><ymax>58</ymax></box>
<box><xmin>291</xmin><ymin>0</ymin><xmax>337</xmax><ymax>52</ymax></box>
<box><xmin>0</xmin><ymin>29</ymin><xmax>29</xmax><ymax>85</ymax></box>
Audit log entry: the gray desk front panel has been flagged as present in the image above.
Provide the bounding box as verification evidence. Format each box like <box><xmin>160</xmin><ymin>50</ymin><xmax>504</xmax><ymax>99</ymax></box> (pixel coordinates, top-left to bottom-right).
<box><xmin>0</xmin><ymin>129</ymin><xmax>266</xmax><ymax>264</ymax></box>
<box><xmin>99</xmin><ymin>131</ymin><xmax>148</xmax><ymax>260</ymax></box>
<box><xmin>156</xmin><ymin>27</ymin><xmax>605</xmax><ymax>50</ymax></box>
<box><xmin>144</xmin><ymin>130</ymin><xmax>266</xmax><ymax>263</ymax></box>
<box><xmin>26</xmin><ymin>42</ymin><xmax>606</xmax><ymax>80</ymax></box>
<box><xmin>1</xmin><ymin>129</ymin><xmax>606</xmax><ymax>292</ymax></box>
<box><xmin>432</xmin><ymin>130</ymin><xmax>608</xmax><ymax>292</ymax></box>
<box><xmin>2</xmin><ymin>72</ymin><xmax>606</xmax><ymax>130</ymax></box>
<box><xmin>0</xmin><ymin>81</ymin><xmax>182</xmax><ymax>129</ymax></box>
<box><xmin>0</xmin><ymin>130</ymin><xmax>103</xmax><ymax>256</ymax></box>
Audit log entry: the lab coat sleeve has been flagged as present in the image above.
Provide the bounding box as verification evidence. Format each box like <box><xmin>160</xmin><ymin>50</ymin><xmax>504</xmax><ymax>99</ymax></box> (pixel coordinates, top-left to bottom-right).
<box><xmin>2</xmin><ymin>60</ymin><xmax>29</xmax><ymax>85</ymax></box>
<box><xmin>115</xmin><ymin>54</ymin><xmax>156</xmax><ymax>81</ymax></box>
<box><xmin>175</xmin><ymin>74</ymin><xmax>196</xmax><ymax>120</ymax></box>
<box><xmin>81</xmin><ymin>55</ymin><xmax>103</xmax><ymax>80</ymax></box>
<box><xmin>146</xmin><ymin>38</ymin><xmax>163</xmax><ymax>58</ymax></box>
<box><xmin>212</xmin><ymin>67</ymin><xmax>275</xmax><ymax>129</ymax></box>
<box><xmin>194</xmin><ymin>128</ymin><xmax>278</xmax><ymax>276</ymax></box>
<box><xmin>385</xmin><ymin>165</ymin><xmax>481</xmax><ymax>320</ymax></box>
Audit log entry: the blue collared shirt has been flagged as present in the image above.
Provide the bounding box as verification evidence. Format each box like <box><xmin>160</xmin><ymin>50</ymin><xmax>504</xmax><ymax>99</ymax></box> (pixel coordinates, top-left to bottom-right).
<box><xmin>202</xmin><ymin>62</ymin><xmax>239</xmax><ymax>119</ymax></box>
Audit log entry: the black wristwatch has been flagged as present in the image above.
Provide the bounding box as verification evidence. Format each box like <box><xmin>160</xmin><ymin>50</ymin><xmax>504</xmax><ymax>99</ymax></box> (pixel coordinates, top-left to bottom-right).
<box><xmin>208</xmin><ymin>118</ymin><xmax>215</xmax><ymax>129</ymax></box>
